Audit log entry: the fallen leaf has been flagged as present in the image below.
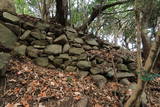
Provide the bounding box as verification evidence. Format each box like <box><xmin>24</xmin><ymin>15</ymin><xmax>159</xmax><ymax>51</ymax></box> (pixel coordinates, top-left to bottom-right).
<box><xmin>5</xmin><ymin>103</ymin><xmax>14</xmax><ymax>107</ymax></box>
<box><xmin>95</xmin><ymin>104</ymin><xmax>102</xmax><ymax>107</ymax></box>
<box><xmin>38</xmin><ymin>91</ymin><xmax>47</xmax><ymax>97</ymax></box>
<box><xmin>20</xmin><ymin>99</ymin><xmax>29</xmax><ymax>107</ymax></box>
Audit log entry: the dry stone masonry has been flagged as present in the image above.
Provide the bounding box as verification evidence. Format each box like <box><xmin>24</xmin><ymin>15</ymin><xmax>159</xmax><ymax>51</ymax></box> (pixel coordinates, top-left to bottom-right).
<box><xmin>0</xmin><ymin>11</ymin><xmax>137</xmax><ymax>87</ymax></box>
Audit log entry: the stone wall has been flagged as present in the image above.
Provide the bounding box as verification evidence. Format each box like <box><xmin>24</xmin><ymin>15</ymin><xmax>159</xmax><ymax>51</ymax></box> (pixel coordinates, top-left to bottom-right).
<box><xmin>0</xmin><ymin>11</ymin><xmax>137</xmax><ymax>81</ymax></box>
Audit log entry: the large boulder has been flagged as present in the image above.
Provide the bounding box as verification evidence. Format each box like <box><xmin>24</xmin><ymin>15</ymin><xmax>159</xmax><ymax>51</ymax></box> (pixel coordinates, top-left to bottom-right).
<box><xmin>0</xmin><ymin>52</ymin><xmax>11</xmax><ymax>76</ymax></box>
<box><xmin>44</xmin><ymin>44</ymin><xmax>62</xmax><ymax>55</ymax></box>
<box><xmin>69</xmin><ymin>48</ymin><xmax>85</xmax><ymax>55</ymax></box>
<box><xmin>0</xmin><ymin>23</ymin><xmax>17</xmax><ymax>49</ymax></box>
<box><xmin>77</xmin><ymin>61</ymin><xmax>91</xmax><ymax>70</ymax></box>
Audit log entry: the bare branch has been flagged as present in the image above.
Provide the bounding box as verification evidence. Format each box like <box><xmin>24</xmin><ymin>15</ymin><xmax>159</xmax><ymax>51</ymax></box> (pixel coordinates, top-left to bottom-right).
<box><xmin>78</xmin><ymin>0</ymin><xmax>131</xmax><ymax>31</ymax></box>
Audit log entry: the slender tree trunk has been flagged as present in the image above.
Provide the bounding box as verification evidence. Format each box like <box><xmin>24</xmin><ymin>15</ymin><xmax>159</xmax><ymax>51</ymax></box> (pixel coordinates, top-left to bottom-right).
<box><xmin>55</xmin><ymin>0</ymin><xmax>68</xmax><ymax>26</ymax></box>
<box><xmin>125</xmin><ymin>1</ymin><xmax>158</xmax><ymax>106</ymax></box>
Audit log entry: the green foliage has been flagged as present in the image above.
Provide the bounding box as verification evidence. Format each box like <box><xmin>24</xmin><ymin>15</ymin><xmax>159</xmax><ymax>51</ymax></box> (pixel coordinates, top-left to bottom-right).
<box><xmin>137</xmin><ymin>70</ymin><xmax>160</xmax><ymax>81</ymax></box>
<box><xmin>14</xmin><ymin>0</ymin><xmax>34</xmax><ymax>15</ymax></box>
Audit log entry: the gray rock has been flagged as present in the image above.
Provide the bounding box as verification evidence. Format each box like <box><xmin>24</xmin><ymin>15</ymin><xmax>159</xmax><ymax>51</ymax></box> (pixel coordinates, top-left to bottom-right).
<box><xmin>3</xmin><ymin>12</ymin><xmax>20</xmax><ymax>22</ymax></box>
<box><xmin>23</xmin><ymin>22</ymin><xmax>34</xmax><ymax>29</ymax></box>
<box><xmin>128</xmin><ymin>83</ymin><xmax>137</xmax><ymax>90</ymax></box>
<box><xmin>116</xmin><ymin>72</ymin><xmax>135</xmax><ymax>79</ymax></box>
<box><xmin>72</xmin><ymin>43</ymin><xmax>81</xmax><ymax>48</ymax></box>
<box><xmin>65</xmin><ymin>66</ymin><xmax>77</xmax><ymax>72</ymax></box>
<box><xmin>66</xmin><ymin>27</ymin><xmax>78</xmax><ymax>41</ymax></box>
<box><xmin>54</xmin><ymin>34</ymin><xmax>68</xmax><ymax>44</ymax></box>
<box><xmin>48</xmin><ymin>55</ymin><xmax>55</xmax><ymax>61</ymax></box>
<box><xmin>86</xmin><ymin>39</ymin><xmax>99</xmax><ymax>46</ymax></box>
<box><xmin>20</xmin><ymin>30</ymin><xmax>31</xmax><ymax>40</ymax></box>
<box><xmin>4</xmin><ymin>23</ymin><xmax>25</xmax><ymax>36</ymax></box>
<box><xmin>83</xmin><ymin>45</ymin><xmax>92</xmax><ymax>50</ymax></box>
<box><xmin>120</xmin><ymin>78</ymin><xmax>131</xmax><ymax>85</ymax></box>
<box><xmin>93</xmin><ymin>46</ymin><xmax>99</xmax><ymax>50</ymax></box>
<box><xmin>74</xmin><ymin>38</ymin><xmax>84</xmax><ymax>44</ymax></box>
<box><xmin>31</xmin><ymin>40</ymin><xmax>48</xmax><ymax>46</ymax></box>
<box><xmin>34</xmin><ymin>57</ymin><xmax>49</xmax><ymax>67</ymax></box>
<box><xmin>107</xmin><ymin>70</ymin><xmax>135</xmax><ymax>79</ymax></box>
<box><xmin>106</xmin><ymin>70</ymin><xmax>115</xmax><ymax>78</ymax></box>
<box><xmin>44</xmin><ymin>44</ymin><xmax>62</xmax><ymax>55</ymax></box>
<box><xmin>76</xmin><ymin>96</ymin><xmax>88</xmax><ymax>107</ymax></box>
<box><xmin>123</xmin><ymin>56</ymin><xmax>135</xmax><ymax>64</ymax></box>
<box><xmin>117</xmin><ymin>64</ymin><xmax>129</xmax><ymax>72</ymax></box>
<box><xmin>90</xmin><ymin>67</ymin><xmax>102</xmax><ymax>75</ymax></box>
<box><xmin>63</xmin><ymin>44</ymin><xmax>70</xmax><ymax>53</ymax></box>
<box><xmin>104</xmin><ymin>67</ymin><xmax>114</xmax><ymax>73</ymax></box>
<box><xmin>47</xmin><ymin>64</ymin><xmax>55</xmax><ymax>69</ymax></box>
<box><xmin>0</xmin><ymin>23</ymin><xmax>17</xmax><ymax>49</ymax></box>
<box><xmin>31</xmin><ymin>31</ymin><xmax>46</xmax><ymax>40</ymax></box>
<box><xmin>128</xmin><ymin>63</ymin><xmax>137</xmax><ymax>71</ymax></box>
<box><xmin>96</xmin><ymin>57</ymin><xmax>104</xmax><ymax>64</ymax></box>
<box><xmin>78</xmin><ymin>54</ymin><xmax>88</xmax><ymax>60</ymax></box>
<box><xmin>14</xmin><ymin>45</ymin><xmax>27</xmax><ymax>56</ymax></box>
<box><xmin>78</xmin><ymin>71</ymin><xmax>89</xmax><ymax>79</ymax></box>
<box><xmin>77</xmin><ymin>61</ymin><xmax>91</xmax><ymax>70</ymax></box>
<box><xmin>91</xmin><ymin>75</ymin><xmax>107</xmax><ymax>88</ymax></box>
<box><xmin>0</xmin><ymin>52</ymin><xmax>11</xmax><ymax>76</ymax></box>
<box><xmin>58</xmin><ymin>54</ymin><xmax>70</xmax><ymax>60</ymax></box>
<box><xmin>71</xmin><ymin>61</ymin><xmax>77</xmax><ymax>66</ymax></box>
<box><xmin>69</xmin><ymin>48</ymin><xmax>85</xmax><ymax>55</ymax></box>
<box><xmin>64</xmin><ymin>60</ymin><xmax>72</xmax><ymax>66</ymax></box>
<box><xmin>27</xmin><ymin>46</ymin><xmax>40</xmax><ymax>58</ymax></box>
<box><xmin>52</xmin><ymin>58</ymin><xmax>63</xmax><ymax>67</ymax></box>
<box><xmin>71</xmin><ymin>56</ymin><xmax>78</xmax><ymax>61</ymax></box>
<box><xmin>114</xmin><ymin>57</ymin><xmax>123</xmax><ymax>64</ymax></box>
<box><xmin>35</xmin><ymin>22</ymin><xmax>50</xmax><ymax>30</ymax></box>
<box><xmin>66</xmin><ymin>27</ymin><xmax>77</xmax><ymax>33</ymax></box>
<box><xmin>46</xmin><ymin>36</ymin><xmax>53</xmax><ymax>44</ymax></box>
<box><xmin>33</xmin><ymin>45</ymin><xmax>46</xmax><ymax>49</ymax></box>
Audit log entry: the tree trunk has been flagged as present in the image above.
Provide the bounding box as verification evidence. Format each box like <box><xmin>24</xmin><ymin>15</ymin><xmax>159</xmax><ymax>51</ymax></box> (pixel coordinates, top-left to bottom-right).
<box><xmin>55</xmin><ymin>0</ymin><xmax>68</xmax><ymax>26</ymax></box>
<box><xmin>124</xmin><ymin>1</ymin><xmax>158</xmax><ymax>106</ymax></box>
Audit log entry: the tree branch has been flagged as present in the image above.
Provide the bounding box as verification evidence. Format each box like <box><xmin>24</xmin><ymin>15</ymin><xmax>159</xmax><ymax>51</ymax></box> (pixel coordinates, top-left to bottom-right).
<box><xmin>77</xmin><ymin>0</ymin><xmax>131</xmax><ymax>31</ymax></box>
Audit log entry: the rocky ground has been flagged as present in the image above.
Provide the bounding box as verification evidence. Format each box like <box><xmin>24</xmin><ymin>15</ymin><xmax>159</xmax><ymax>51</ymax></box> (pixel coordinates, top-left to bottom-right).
<box><xmin>0</xmin><ymin>56</ymin><xmax>159</xmax><ymax>107</ymax></box>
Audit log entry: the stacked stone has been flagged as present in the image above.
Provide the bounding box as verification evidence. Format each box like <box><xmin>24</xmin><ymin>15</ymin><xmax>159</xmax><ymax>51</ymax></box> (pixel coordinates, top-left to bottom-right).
<box><xmin>0</xmin><ymin>11</ymin><xmax>137</xmax><ymax>85</ymax></box>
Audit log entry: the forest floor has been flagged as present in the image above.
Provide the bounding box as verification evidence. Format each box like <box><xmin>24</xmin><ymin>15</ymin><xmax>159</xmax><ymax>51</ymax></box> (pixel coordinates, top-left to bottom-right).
<box><xmin>0</xmin><ymin>57</ymin><xmax>160</xmax><ymax>107</ymax></box>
